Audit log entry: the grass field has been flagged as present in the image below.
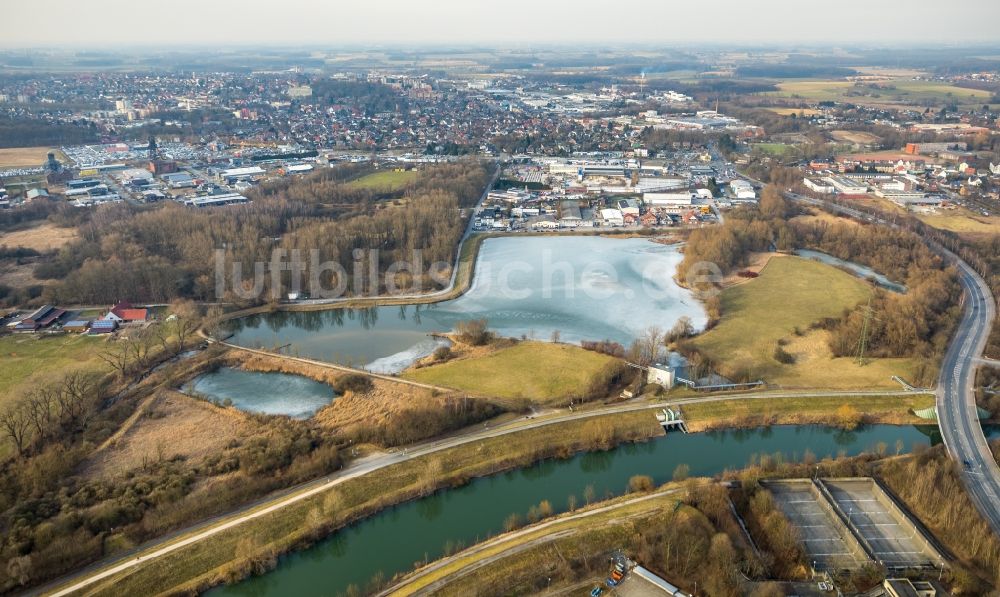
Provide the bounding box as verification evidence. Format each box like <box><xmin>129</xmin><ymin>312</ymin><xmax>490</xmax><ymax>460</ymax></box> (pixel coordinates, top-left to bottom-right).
<box><xmin>403</xmin><ymin>341</ymin><xmax>618</xmax><ymax>402</ymax></box>
<box><xmin>345</xmin><ymin>169</ymin><xmax>417</xmax><ymax>191</ymax></box>
<box><xmin>0</xmin><ymin>146</ymin><xmax>64</xmax><ymax>169</ymax></box>
<box><xmin>752</xmin><ymin>142</ymin><xmax>795</xmax><ymax>156</ymax></box>
<box><xmin>917</xmin><ymin>211</ymin><xmax>1000</xmax><ymax>237</ymax></box>
<box><xmin>829</xmin><ymin>130</ymin><xmax>882</xmax><ymax>145</ymax></box>
<box><xmin>765</xmin><ymin>107</ymin><xmax>820</xmax><ymax>116</ymax></box>
<box><xmin>0</xmin><ymin>222</ymin><xmax>78</xmax><ymax>251</ymax></box>
<box><xmin>771</xmin><ymin>79</ymin><xmax>991</xmax><ymax>107</ymax></box>
<box><xmin>0</xmin><ymin>333</ymin><xmax>109</xmax><ymax>408</ymax></box>
<box><xmin>0</xmin><ymin>333</ymin><xmax>110</xmax><ymax>458</ymax></box>
<box><xmin>692</xmin><ymin>256</ymin><xmax>917</xmax><ymax>389</ymax></box>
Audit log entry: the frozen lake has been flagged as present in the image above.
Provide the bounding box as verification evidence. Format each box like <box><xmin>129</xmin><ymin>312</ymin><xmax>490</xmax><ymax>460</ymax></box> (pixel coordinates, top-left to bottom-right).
<box><xmin>226</xmin><ymin>236</ymin><xmax>708</xmax><ymax>373</ymax></box>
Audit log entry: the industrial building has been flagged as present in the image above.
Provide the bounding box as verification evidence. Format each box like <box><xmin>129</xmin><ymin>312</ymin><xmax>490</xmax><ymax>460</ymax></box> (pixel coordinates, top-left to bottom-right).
<box><xmin>184</xmin><ymin>193</ymin><xmax>250</xmax><ymax>208</ymax></box>
<box><xmin>644</xmin><ymin>192</ymin><xmax>695</xmax><ymax>209</ymax></box>
<box><xmin>804</xmin><ymin>178</ymin><xmax>836</xmax><ymax>194</ymax></box>
<box><xmin>729</xmin><ymin>179</ymin><xmax>756</xmax><ymax>201</ymax></box>
<box><xmin>823</xmin><ymin>175</ymin><xmax>870</xmax><ymax>197</ymax></box>
<box><xmin>219</xmin><ymin>166</ymin><xmax>265</xmax><ymax>183</ymax></box>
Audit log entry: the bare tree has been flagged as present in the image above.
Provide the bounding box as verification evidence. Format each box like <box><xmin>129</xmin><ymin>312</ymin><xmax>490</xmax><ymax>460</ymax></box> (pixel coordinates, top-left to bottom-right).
<box><xmin>24</xmin><ymin>388</ymin><xmax>56</xmax><ymax>441</ymax></box>
<box><xmin>99</xmin><ymin>342</ymin><xmax>131</xmax><ymax>378</ymax></box>
<box><xmin>170</xmin><ymin>299</ymin><xmax>201</xmax><ymax>351</ymax></box>
<box><xmin>57</xmin><ymin>371</ymin><xmax>100</xmax><ymax>426</ymax></box>
<box><xmin>0</xmin><ymin>406</ymin><xmax>31</xmax><ymax>457</ymax></box>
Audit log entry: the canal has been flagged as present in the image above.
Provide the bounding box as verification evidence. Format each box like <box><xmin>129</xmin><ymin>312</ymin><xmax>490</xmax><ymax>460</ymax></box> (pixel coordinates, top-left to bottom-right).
<box><xmin>211</xmin><ymin>424</ymin><xmax>935</xmax><ymax>596</ymax></box>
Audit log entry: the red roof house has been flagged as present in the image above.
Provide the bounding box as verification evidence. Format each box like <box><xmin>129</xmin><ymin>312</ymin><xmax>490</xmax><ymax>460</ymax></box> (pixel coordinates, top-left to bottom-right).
<box><xmin>104</xmin><ymin>301</ymin><xmax>150</xmax><ymax>324</ymax></box>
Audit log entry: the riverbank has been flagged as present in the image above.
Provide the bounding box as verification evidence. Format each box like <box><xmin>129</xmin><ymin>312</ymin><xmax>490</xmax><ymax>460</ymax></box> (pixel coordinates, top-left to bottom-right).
<box><xmin>384</xmin><ymin>484</ymin><xmax>697</xmax><ymax>596</ymax></box>
<box><xmin>56</xmin><ymin>390</ymin><xmax>931</xmax><ymax>597</ymax></box>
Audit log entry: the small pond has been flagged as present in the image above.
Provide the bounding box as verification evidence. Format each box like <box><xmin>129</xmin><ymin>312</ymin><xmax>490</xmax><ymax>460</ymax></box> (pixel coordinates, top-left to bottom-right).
<box><xmin>796</xmin><ymin>249</ymin><xmax>906</xmax><ymax>293</ymax></box>
<box><xmin>186</xmin><ymin>368</ymin><xmax>335</xmax><ymax>418</ymax></box>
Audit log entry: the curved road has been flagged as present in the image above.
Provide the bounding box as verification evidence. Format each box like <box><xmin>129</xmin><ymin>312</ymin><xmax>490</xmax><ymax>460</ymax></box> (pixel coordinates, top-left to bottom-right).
<box><xmin>772</xmin><ymin>185</ymin><xmax>1000</xmax><ymax>534</ymax></box>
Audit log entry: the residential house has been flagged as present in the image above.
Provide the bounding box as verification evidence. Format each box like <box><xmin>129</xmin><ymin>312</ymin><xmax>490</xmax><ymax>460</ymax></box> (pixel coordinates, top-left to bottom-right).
<box><xmin>104</xmin><ymin>301</ymin><xmax>150</xmax><ymax>325</ymax></box>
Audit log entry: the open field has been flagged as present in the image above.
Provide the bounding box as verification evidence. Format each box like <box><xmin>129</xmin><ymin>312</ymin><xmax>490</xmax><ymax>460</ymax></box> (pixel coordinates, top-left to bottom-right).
<box><xmin>0</xmin><ymin>146</ymin><xmax>63</xmax><ymax>169</ymax></box>
<box><xmin>771</xmin><ymin>79</ymin><xmax>992</xmax><ymax>107</ymax></box>
<box><xmin>693</xmin><ymin>256</ymin><xmax>918</xmax><ymax>388</ymax></box>
<box><xmin>917</xmin><ymin>211</ymin><xmax>1000</xmax><ymax>238</ymax></box>
<box><xmin>765</xmin><ymin>107</ymin><xmax>820</xmax><ymax>116</ymax></box>
<box><xmin>0</xmin><ymin>222</ymin><xmax>78</xmax><ymax>251</ymax></box>
<box><xmin>403</xmin><ymin>341</ymin><xmax>619</xmax><ymax>402</ymax></box>
<box><xmin>346</xmin><ymin>169</ymin><xmax>417</xmax><ymax>191</ymax></box>
<box><xmin>0</xmin><ymin>333</ymin><xmax>109</xmax><ymax>409</ymax></box>
<box><xmin>752</xmin><ymin>142</ymin><xmax>795</xmax><ymax>156</ymax></box>
<box><xmin>829</xmin><ymin>130</ymin><xmax>882</xmax><ymax>145</ymax></box>
<box><xmin>81</xmin><ymin>390</ymin><xmax>258</xmax><ymax>480</ymax></box>
<box><xmin>0</xmin><ymin>333</ymin><xmax>109</xmax><ymax>458</ymax></box>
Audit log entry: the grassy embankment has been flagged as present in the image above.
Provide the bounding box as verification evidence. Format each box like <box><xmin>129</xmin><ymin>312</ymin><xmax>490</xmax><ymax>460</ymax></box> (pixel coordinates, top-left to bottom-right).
<box><xmin>390</xmin><ymin>487</ymin><xmax>692</xmax><ymax>596</ymax></box>
<box><xmin>692</xmin><ymin>256</ymin><xmax>921</xmax><ymax>389</ymax></box>
<box><xmin>681</xmin><ymin>393</ymin><xmax>935</xmax><ymax>431</ymax></box>
<box><xmin>403</xmin><ymin>341</ymin><xmax>619</xmax><ymax>403</ymax></box>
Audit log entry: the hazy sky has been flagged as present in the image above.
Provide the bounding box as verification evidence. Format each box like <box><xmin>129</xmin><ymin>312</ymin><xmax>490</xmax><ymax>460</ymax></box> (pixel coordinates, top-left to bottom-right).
<box><xmin>4</xmin><ymin>0</ymin><xmax>999</xmax><ymax>48</ymax></box>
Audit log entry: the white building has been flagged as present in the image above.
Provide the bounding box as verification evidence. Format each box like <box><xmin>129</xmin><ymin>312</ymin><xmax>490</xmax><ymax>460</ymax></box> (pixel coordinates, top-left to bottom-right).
<box><xmin>804</xmin><ymin>178</ymin><xmax>836</xmax><ymax>194</ymax></box>
<box><xmin>729</xmin><ymin>180</ymin><xmax>757</xmax><ymax>201</ymax></box>
<box><xmin>644</xmin><ymin>192</ymin><xmax>695</xmax><ymax>208</ymax></box>
<box><xmin>824</xmin><ymin>175</ymin><xmax>869</xmax><ymax>196</ymax></box>
<box><xmin>220</xmin><ymin>166</ymin><xmax>265</xmax><ymax>182</ymax></box>
<box><xmin>647</xmin><ymin>364</ymin><xmax>676</xmax><ymax>388</ymax></box>
<box><xmin>600</xmin><ymin>208</ymin><xmax>624</xmax><ymax>227</ymax></box>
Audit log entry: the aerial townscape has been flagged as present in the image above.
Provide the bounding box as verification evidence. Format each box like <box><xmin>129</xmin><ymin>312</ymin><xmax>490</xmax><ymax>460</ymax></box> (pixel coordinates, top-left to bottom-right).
<box><xmin>2</xmin><ymin>2</ymin><xmax>1000</xmax><ymax>597</ymax></box>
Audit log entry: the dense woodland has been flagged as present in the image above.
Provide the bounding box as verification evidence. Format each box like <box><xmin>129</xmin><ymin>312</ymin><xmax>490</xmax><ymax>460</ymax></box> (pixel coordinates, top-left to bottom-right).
<box><xmin>0</xmin><ymin>116</ymin><xmax>99</xmax><ymax>149</ymax></box>
<box><xmin>15</xmin><ymin>161</ymin><xmax>492</xmax><ymax>305</ymax></box>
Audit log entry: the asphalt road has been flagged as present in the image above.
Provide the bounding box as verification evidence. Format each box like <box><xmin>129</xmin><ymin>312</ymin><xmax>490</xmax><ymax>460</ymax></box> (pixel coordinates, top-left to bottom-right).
<box><xmin>773</xmin><ymin>185</ymin><xmax>1000</xmax><ymax>535</ymax></box>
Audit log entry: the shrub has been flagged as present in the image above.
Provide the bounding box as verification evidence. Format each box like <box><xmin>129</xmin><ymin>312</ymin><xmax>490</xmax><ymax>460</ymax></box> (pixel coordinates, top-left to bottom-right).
<box><xmin>628</xmin><ymin>475</ymin><xmax>655</xmax><ymax>493</ymax></box>
<box><xmin>432</xmin><ymin>345</ymin><xmax>452</xmax><ymax>361</ymax></box>
<box><xmin>454</xmin><ymin>318</ymin><xmax>491</xmax><ymax>346</ymax></box>
<box><xmin>773</xmin><ymin>345</ymin><xmax>795</xmax><ymax>364</ymax></box>
<box><xmin>333</xmin><ymin>373</ymin><xmax>373</xmax><ymax>394</ymax></box>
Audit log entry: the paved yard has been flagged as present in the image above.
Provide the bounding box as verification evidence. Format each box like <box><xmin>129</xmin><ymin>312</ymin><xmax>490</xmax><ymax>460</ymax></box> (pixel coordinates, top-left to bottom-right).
<box><xmin>822</xmin><ymin>480</ymin><xmax>939</xmax><ymax>568</ymax></box>
<box><xmin>767</xmin><ymin>481</ymin><xmax>868</xmax><ymax>571</ymax></box>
